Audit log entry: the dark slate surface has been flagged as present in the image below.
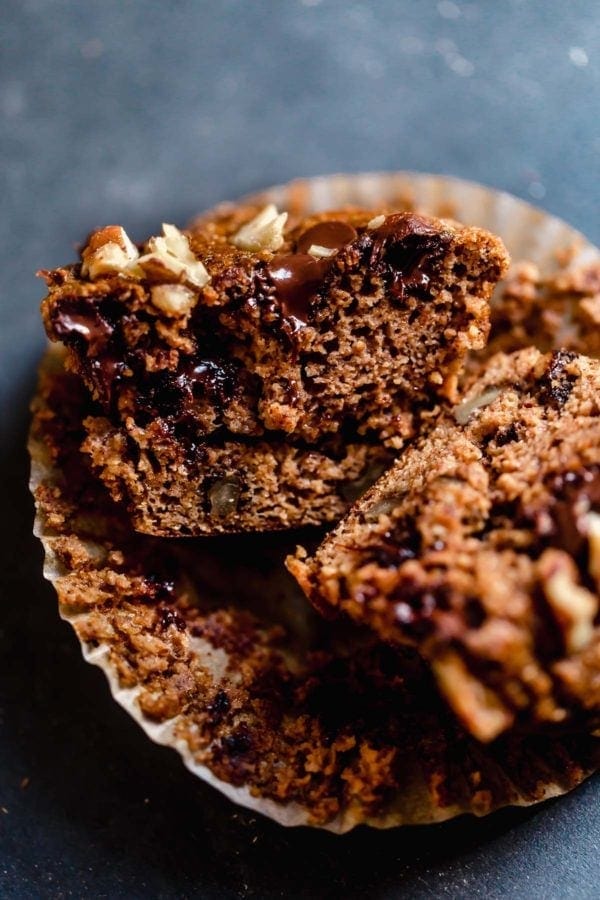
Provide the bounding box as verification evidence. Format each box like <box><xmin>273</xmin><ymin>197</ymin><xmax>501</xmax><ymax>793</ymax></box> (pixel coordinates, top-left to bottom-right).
<box><xmin>1</xmin><ymin>1</ymin><xmax>600</xmax><ymax>896</ymax></box>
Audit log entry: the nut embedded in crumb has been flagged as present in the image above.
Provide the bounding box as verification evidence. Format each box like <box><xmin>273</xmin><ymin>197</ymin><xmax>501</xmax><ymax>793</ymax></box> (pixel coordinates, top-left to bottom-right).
<box><xmin>150</xmin><ymin>284</ymin><xmax>198</xmax><ymax>317</ymax></box>
<box><xmin>538</xmin><ymin>548</ymin><xmax>598</xmax><ymax>654</ymax></box>
<box><xmin>81</xmin><ymin>225</ymin><xmax>140</xmax><ymax>280</ymax></box>
<box><xmin>231</xmin><ymin>204</ymin><xmax>288</xmax><ymax>252</ymax></box>
<box><xmin>138</xmin><ymin>224</ymin><xmax>211</xmax><ymax>288</ymax></box>
<box><xmin>453</xmin><ymin>388</ymin><xmax>501</xmax><ymax>425</ymax></box>
<box><xmin>431</xmin><ymin>650</ymin><xmax>514</xmax><ymax>742</ymax></box>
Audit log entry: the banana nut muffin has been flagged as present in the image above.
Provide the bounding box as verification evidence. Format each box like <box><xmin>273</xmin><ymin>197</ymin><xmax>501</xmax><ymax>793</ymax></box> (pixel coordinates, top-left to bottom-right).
<box><xmin>39</xmin><ymin>204</ymin><xmax>508</xmax><ymax>535</ymax></box>
<box><xmin>288</xmin><ymin>348</ymin><xmax>600</xmax><ymax>742</ymax></box>
<box><xmin>30</xmin><ymin>349</ymin><xmax>600</xmax><ymax>828</ymax></box>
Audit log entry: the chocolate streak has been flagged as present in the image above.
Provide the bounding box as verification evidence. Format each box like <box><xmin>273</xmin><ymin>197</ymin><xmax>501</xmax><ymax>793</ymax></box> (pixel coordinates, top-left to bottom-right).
<box><xmin>49</xmin><ymin>214</ymin><xmax>448</xmax><ymax>437</ymax></box>
<box><xmin>267</xmin><ymin>213</ymin><xmax>447</xmax><ymax>326</ymax></box>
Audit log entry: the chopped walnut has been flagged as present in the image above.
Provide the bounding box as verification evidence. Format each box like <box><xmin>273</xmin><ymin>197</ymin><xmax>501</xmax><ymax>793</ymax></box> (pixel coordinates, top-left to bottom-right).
<box><xmin>431</xmin><ymin>649</ymin><xmax>514</xmax><ymax>742</ymax></box>
<box><xmin>454</xmin><ymin>388</ymin><xmax>501</xmax><ymax>425</ymax></box>
<box><xmin>585</xmin><ymin>511</ymin><xmax>600</xmax><ymax>585</ymax></box>
<box><xmin>208</xmin><ymin>476</ymin><xmax>241</xmax><ymax>518</ymax></box>
<box><xmin>307</xmin><ymin>244</ymin><xmax>336</xmax><ymax>259</ymax></box>
<box><xmin>538</xmin><ymin>548</ymin><xmax>598</xmax><ymax>654</ymax></box>
<box><xmin>367</xmin><ymin>214</ymin><xmax>386</xmax><ymax>230</ymax></box>
<box><xmin>150</xmin><ymin>284</ymin><xmax>198</xmax><ymax>317</ymax></box>
<box><xmin>231</xmin><ymin>204</ymin><xmax>288</xmax><ymax>252</ymax></box>
<box><xmin>81</xmin><ymin>225</ymin><xmax>139</xmax><ymax>280</ymax></box>
<box><xmin>138</xmin><ymin>224</ymin><xmax>210</xmax><ymax>288</ymax></box>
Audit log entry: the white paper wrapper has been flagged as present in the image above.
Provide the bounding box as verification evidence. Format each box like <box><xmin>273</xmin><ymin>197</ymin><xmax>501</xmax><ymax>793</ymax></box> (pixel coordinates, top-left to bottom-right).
<box><xmin>30</xmin><ymin>174</ymin><xmax>600</xmax><ymax>832</ymax></box>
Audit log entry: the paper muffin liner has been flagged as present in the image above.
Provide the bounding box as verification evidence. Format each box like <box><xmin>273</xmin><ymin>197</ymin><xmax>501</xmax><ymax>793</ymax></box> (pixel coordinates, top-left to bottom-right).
<box><xmin>30</xmin><ymin>174</ymin><xmax>600</xmax><ymax>831</ymax></box>
<box><xmin>240</xmin><ymin>171</ymin><xmax>600</xmax><ymax>273</ymax></box>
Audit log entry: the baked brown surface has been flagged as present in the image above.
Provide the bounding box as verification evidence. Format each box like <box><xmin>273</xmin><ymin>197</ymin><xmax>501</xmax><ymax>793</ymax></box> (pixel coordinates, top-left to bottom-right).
<box><xmin>39</xmin><ymin>206</ymin><xmax>507</xmax><ymax>534</ymax></box>
<box><xmin>29</xmin><ymin>348</ymin><xmax>600</xmax><ymax>829</ymax></box>
<box><xmin>478</xmin><ymin>257</ymin><xmax>600</xmax><ymax>363</ymax></box>
<box><xmin>289</xmin><ymin>348</ymin><xmax>600</xmax><ymax>742</ymax></box>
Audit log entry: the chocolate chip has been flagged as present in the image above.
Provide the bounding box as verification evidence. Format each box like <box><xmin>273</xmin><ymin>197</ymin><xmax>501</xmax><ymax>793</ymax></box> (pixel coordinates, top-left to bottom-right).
<box><xmin>538</xmin><ymin>350</ymin><xmax>578</xmax><ymax>409</ymax></box>
<box><xmin>158</xmin><ymin>606</ymin><xmax>186</xmax><ymax>632</ymax></box>
<box><xmin>267</xmin><ymin>253</ymin><xmax>330</xmax><ymax>323</ymax></box>
<box><xmin>495</xmin><ymin>423</ymin><xmax>518</xmax><ymax>446</ymax></box>
<box><xmin>221</xmin><ymin>727</ymin><xmax>252</xmax><ymax>756</ymax></box>
<box><xmin>207</xmin><ymin>690</ymin><xmax>231</xmax><ymax>717</ymax></box>
<box><xmin>296</xmin><ymin>220</ymin><xmax>358</xmax><ymax>254</ymax></box>
<box><xmin>366</xmin><ymin>214</ymin><xmax>448</xmax><ymax>301</ymax></box>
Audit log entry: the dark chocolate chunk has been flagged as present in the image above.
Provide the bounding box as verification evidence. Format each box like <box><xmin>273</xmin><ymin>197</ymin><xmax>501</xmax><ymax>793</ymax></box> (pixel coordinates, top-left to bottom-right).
<box><xmin>366</xmin><ymin>214</ymin><xmax>449</xmax><ymax>301</ymax></box>
<box><xmin>221</xmin><ymin>726</ymin><xmax>252</xmax><ymax>756</ymax></box>
<box><xmin>538</xmin><ymin>350</ymin><xmax>578</xmax><ymax>409</ymax></box>
<box><xmin>268</xmin><ymin>253</ymin><xmax>330</xmax><ymax>324</ymax></box>
<box><xmin>51</xmin><ymin>299</ymin><xmax>114</xmax><ymax>355</ymax></box>
<box><xmin>296</xmin><ymin>220</ymin><xmax>357</xmax><ymax>254</ymax></box>
<box><xmin>207</xmin><ymin>690</ymin><xmax>231</xmax><ymax>717</ymax></box>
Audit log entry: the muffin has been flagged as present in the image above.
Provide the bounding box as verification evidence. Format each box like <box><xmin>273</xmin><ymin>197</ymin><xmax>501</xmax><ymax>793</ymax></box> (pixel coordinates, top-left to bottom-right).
<box><xmin>39</xmin><ymin>205</ymin><xmax>507</xmax><ymax>534</ymax></box>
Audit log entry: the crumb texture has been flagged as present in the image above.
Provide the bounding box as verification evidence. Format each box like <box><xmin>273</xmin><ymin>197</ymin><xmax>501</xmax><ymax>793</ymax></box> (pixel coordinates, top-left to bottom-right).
<box><xmin>289</xmin><ymin>348</ymin><xmax>600</xmax><ymax>742</ymax></box>
<box><xmin>28</xmin><ymin>350</ymin><xmax>600</xmax><ymax>828</ymax></box>
<box><xmin>40</xmin><ymin>206</ymin><xmax>507</xmax><ymax>534</ymax></box>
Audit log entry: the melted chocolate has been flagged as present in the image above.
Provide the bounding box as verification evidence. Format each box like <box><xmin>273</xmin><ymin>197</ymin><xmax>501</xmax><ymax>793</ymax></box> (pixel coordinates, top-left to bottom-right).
<box><xmin>139</xmin><ymin>357</ymin><xmax>239</xmax><ymax>424</ymax></box>
<box><xmin>539</xmin><ymin>350</ymin><xmax>578</xmax><ymax>409</ymax></box>
<box><xmin>367</xmin><ymin>214</ymin><xmax>447</xmax><ymax>301</ymax></box>
<box><xmin>180</xmin><ymin>358</ymin><xmax>238</xmax><ymax>406</ymax></box>
<box><xmin>296</xmin><ymin>220</ymin><xmax>358</xmax><ymax>254</ymax></box>
<box><xmin>268</xmin><ymin>253</ymin><xmax>331</xmax><ymax>324</ymax></box>
<box><xmin>52</xmin><ymin>301</ymin><xmax>114</xmax><ymax>355</ymax></box>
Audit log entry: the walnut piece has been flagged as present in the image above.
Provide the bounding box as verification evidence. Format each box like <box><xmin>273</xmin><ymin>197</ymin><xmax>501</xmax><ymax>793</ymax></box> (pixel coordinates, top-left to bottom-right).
<box><xmin>231</xmin><ymin>204</ymin><xmax>288</xmax><ymax>252</ymax></box>
<box><xmin>454</xmin><ymin>388</ymin><xmax>501</xmax><ymax>425</ymax></box>
<box><xmin>138</xmin><ymin>224</ymin><xmax>210</xmax><ymax>288</ymax></box>
<box><xmin>431</xmin><ymin>649</ymin><xmax>514</xmax><ymax>742</ymax></box>
<box><xmin>81</xmin><ymin>225</ymin><xmax>139</xmax><ymax>279</ymax></box>
<box><xmin>367</xmin><ymin>214</ymin><xmax>386</xmax><ymax>230</ymax></box>
<box><xmin>150</xmin><ymin>284</ymin><xmax>197</xmax><ymax>317</ymax></box>
<box><xmin>538</xmin><ymin>548</ymin><xmax>598</xmax><ymax>654</ymax></box>
<box><xmin>585</xmin><ymin>511</ymin><xmax>600</xmax><ymax>585</ymax></box>
<box><xmin>307</xmin><ymin>244</ymin><xmax>336</xmax><ymax>259</ymax></box>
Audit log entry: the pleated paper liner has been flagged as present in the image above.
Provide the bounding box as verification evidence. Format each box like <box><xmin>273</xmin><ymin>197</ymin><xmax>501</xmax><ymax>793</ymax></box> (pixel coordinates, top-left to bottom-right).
<box><xmin>30</xmin><ymin>174</ymin><xmax>600</xmax><ymax>831</ymax></box>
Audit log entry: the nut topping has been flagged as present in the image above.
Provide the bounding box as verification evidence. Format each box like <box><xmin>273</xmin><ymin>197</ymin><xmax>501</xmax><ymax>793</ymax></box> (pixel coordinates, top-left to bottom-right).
<box><xmin>432</xmin><ymin>649</ymin><xmax>514</xmax><ymax>742</ymax></box>
<box><xmin>81</xmin><ymin>225</ymin><xmax>140</xmax><ymax>279</ymax></box>
<box><xmin>307</xmin><ymin>244</ymin><xmax>336</xmax><ymax>259</ymax></box>
<box><xmin>231</xmin><ymin>204</ymin><xmax>288</xmax><ymax>252</ymax></box>
<box><xmin>150</xmin><ymin>284</ymin><xmax>198</xmax><ymax>317</ymax></box>
<box><xmin>538</xmin><ymin>548</ymin><xmax>598</xmax><ymax>653</ymax></box>
<box><xmin>367</xmin><ymin>214</ymin><xmax>386</xmax><ymax>230</ymax></box>
<box><xmin>138</xmin><ymin>224</ymin><xmax>211</xmax><ymax>288</ymax></box>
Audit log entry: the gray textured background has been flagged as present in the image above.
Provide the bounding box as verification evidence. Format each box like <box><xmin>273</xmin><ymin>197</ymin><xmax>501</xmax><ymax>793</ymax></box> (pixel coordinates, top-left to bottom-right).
<box><xmin>2</xmin><ymin>1</ymin><xmax>600</xmax><ymax>897</ymax></box>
